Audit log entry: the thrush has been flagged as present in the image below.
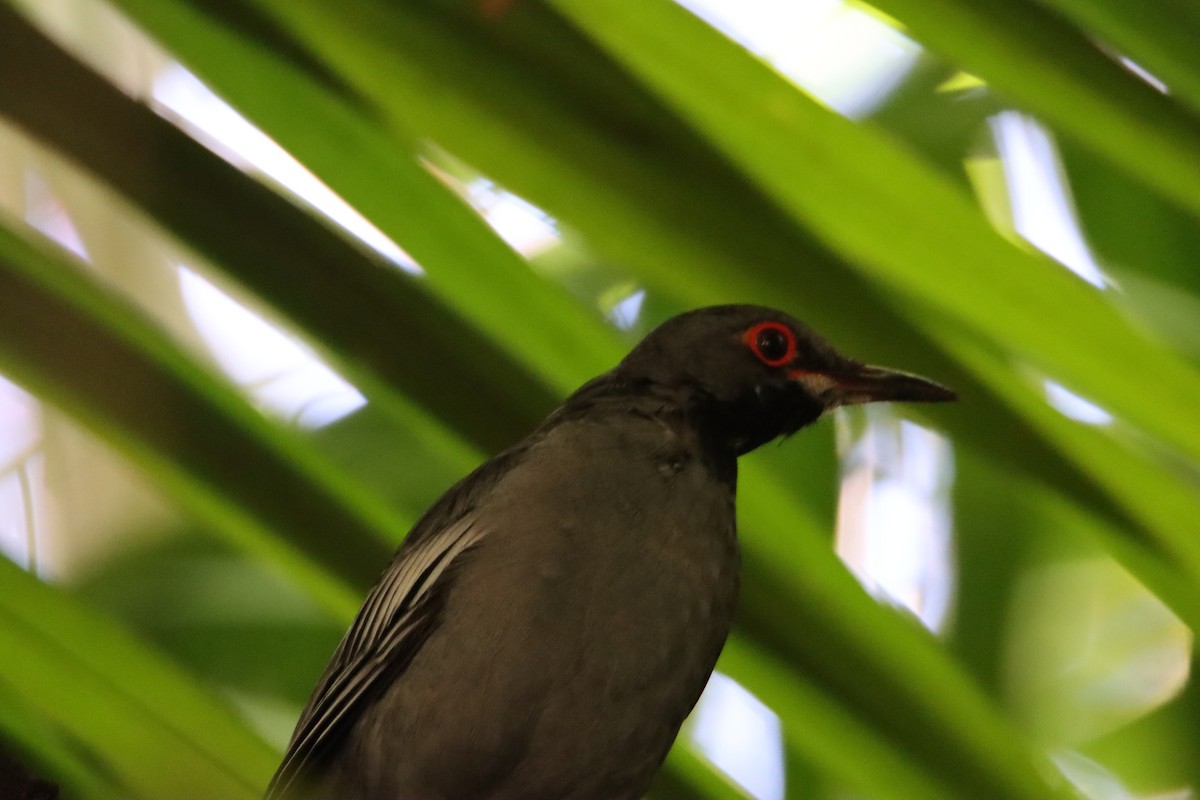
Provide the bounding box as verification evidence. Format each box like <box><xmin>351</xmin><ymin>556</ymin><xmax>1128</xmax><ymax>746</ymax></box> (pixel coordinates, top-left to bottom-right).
<box><xmin>265</xmin><ymin>304</ymin><xmax>955</xmax><ymax>800</ymax></box>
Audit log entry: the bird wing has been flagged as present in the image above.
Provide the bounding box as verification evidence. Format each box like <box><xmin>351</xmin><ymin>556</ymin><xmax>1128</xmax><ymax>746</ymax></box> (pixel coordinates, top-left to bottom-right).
<box><xmin>264</xmin><ymin>515</ymin><xmax>484</xmax><ymax>799</ymax></box>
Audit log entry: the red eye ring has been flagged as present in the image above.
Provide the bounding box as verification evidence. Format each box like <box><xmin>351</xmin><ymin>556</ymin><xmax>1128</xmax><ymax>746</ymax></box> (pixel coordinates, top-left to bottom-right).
<box><xmin>742</xmin><ymin>321</ymin><xmax>796</xmax><ymax>367</ymax></box>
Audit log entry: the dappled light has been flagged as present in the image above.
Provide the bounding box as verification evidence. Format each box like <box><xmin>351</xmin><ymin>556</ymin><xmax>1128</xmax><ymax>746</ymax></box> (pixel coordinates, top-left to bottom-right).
<box><xmin>689</xmin><ymin>672</ymin><xmax>786</xmax><ymax>800</ymax></box>
<box><xmin>0</xmin><ymin>376</ymin><xmax>40</xmax><ymax>569</ymax></box>
<box><xmin>990</xmin><ymin>111</ymin><xmax>1108</xmax><ymax>288</ymax></box>
<box><xmin>835</xmin><ymin>409</ymin><xmax>955</xmax><ymax>632</ymax></box>
<box><xmin>462</xmin><ymin>178</ymin><xmax>563</xmax><ymax>258</ymax></box>
<box><xmin>178</xmin><ymin>267</ymin><xmax>366</xmax><ymax>428</ymax></box>
<box><xmin>153</xmin><ymin>64</ymin><xmax>418</xmax><ymax>272</ymax></box>
<box><xmin>679</xmin><ymin>0</ymin><xmax>921</xmax><ymax>117</ymax></box>
<box><xmin>1043</xmin><ymin>379</ymin><xmax>1115</xmax><ymax>427</ymax></box>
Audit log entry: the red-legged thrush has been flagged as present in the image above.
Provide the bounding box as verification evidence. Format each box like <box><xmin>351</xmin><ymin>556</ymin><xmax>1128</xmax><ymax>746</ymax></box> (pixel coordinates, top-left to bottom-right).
<box><xmin>266</xmin><ymin>305</ymin><xmax>955</xmax><ymax>800</ymax></box>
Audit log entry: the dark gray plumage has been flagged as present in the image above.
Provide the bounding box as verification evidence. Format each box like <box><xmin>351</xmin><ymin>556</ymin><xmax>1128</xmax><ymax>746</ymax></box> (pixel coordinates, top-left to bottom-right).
<box><xmin>265</xmin><ymin>305</ymin><xmax>954</xmax><ymax>800</ymax></box>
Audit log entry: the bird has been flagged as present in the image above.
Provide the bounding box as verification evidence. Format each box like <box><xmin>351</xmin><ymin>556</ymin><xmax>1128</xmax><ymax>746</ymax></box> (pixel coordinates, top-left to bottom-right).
<box><xmin>265</xmin><ymin>304</ymin><xmax>955</xmax><ymax>800</ymax></box>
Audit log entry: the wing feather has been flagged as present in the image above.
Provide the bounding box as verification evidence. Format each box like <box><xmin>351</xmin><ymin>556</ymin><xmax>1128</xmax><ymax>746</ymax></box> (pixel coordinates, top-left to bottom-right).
<box><xmin>264</xmin><ymin>516</ymin><xmax>484</xmax><ymax>799</ymax></box>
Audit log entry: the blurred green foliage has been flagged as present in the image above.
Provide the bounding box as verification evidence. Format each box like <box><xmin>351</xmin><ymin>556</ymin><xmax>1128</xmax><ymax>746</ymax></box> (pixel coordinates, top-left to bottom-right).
<box><xmin>0</xmin><ymin>0</ymin><xmax>1197</xmax><ymax>798</ymax></box>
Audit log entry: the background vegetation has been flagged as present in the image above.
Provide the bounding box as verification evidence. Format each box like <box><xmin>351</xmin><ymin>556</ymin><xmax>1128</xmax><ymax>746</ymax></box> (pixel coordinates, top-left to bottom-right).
<box><xmin>0</xmin><ymin>0</ymin><xmax>1198</xmax><ymax>797</ymax></box>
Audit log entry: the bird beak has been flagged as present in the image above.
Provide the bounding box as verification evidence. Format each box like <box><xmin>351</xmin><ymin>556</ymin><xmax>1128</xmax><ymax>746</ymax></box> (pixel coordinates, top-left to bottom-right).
<box><xmin>796</xmin><ymin>363</ymin><xmax>957</xmax><ymax>409</ymax></box>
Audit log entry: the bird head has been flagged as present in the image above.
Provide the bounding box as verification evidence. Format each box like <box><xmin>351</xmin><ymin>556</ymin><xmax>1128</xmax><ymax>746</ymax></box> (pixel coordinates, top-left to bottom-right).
<box><xmin>615</xmin><ymin>305</ymin><xmax>956</xmax><ymax>454</ymax></box>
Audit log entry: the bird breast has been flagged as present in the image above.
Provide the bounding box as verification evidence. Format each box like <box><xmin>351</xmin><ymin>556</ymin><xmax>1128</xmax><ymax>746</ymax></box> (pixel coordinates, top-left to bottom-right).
<box><xmin>347</xmin><ymin>411</ymin><xmax>741</xmax><ymax>799</ymax></box>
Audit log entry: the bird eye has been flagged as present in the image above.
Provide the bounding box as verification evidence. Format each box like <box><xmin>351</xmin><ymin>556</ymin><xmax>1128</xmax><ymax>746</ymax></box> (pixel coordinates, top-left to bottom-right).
<box><xmin>743</xmin><ymin>321</ymin><xmax>796</xmax><ymax>367</ymax></box>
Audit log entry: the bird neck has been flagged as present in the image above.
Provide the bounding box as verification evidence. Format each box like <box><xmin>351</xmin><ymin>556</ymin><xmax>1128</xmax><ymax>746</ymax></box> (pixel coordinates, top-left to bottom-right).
<box><xmin>552</xmin><ymin>372</ymin><xmax>741</xmax><ymax>466</ymax></box>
